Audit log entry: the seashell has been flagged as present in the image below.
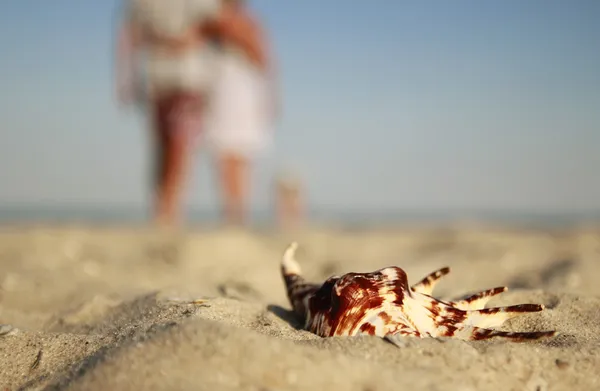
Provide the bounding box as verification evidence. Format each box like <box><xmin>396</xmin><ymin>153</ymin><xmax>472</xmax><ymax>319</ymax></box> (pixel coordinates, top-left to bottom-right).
<box><xmin>280</xmin><ymin>242</ymin><xmax>557</xmax><ymax>341</ymax></box>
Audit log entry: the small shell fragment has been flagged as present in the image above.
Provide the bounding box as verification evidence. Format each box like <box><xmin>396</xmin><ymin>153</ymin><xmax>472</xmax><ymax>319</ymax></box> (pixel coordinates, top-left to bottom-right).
<box><xmin>0</xmin><ymin>324</ymin><xmax>18</xmax><ymax>336</ymax></box>
<box><xmin>30</xmin><ymin>349</ymin><xmax>43</xmax><ymax>371</ymax></box>
<box><xmin>163</xmin><ymin>297</ymin><xmax>210</xmax><ymax>306</ymax></box>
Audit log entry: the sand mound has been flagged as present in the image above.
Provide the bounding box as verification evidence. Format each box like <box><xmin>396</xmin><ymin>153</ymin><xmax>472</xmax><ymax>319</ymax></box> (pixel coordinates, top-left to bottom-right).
<box><xmin>1</xmin><ymin>225</ymin><xmax>599</xmax><ymax>390</ymax></box>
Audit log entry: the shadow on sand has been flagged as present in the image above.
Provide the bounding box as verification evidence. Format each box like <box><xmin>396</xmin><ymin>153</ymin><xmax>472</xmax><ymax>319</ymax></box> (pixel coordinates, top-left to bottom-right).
<box><xmin>266</xmin><ymin>304</ymin><xmax>304</xmax><ymax>330</ymax></box>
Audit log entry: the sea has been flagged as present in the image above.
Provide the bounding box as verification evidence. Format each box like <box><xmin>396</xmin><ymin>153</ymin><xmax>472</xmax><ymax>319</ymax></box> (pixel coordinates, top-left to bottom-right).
<box><xmin>0</xmin><ymin>205</ymin><xmax>598</xmax><ymax>229</ymax></box>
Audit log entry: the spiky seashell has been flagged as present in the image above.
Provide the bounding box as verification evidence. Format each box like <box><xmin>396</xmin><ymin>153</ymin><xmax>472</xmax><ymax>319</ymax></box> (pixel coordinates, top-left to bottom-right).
<box><xmin>281</xmin><ymin>242</ymin><xmax>557</xmax><ymax>341</ymax></box>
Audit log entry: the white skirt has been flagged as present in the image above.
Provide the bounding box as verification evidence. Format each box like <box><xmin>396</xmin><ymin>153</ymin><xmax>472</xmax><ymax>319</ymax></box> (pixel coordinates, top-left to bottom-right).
<box><xmin>202</xmin><ymin>53</ymin><xmax>273</xmax><ymax>157</ymax></box>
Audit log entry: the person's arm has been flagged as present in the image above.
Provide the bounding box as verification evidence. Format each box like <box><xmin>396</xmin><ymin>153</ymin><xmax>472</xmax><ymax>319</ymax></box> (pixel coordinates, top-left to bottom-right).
<box><xmin>202</xmin><ymin>6</ymin><xmax>282</xmax><ymax>120</ymax></box>
<box><xmin>212</xmin><ymin>10</ymin><xmax>267</xmax><ymax>68</ymax></box>
<box><xmin>258</xmin><ymin>25</ymin><xmax>282</xmax><ymax>123</ymax></box>
<box><xmin>246</xmin><ymin>18</ymin><xmax>269</xmax><ymax>70</ymax></box>
<box><xmin>114</xmin><ymin>4</ymin><xmax>143</xmax><ymax>106</ymax></box>
<box><xmin>238</xmin><ymin>16</ymin><xmax>281</xmax><ymax>122</ymax></box>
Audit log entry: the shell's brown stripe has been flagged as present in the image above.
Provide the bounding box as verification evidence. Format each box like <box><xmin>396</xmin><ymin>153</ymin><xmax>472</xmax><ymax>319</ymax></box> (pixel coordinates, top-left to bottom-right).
<box><xmin>477</xmin><ymin>304</ymin><xmax>543</xmax><ymax>314</ymax></box>
<box><xmin>461</xmin><ymin>287</ymin><xmax>507</xmax><ymax>302</ymax></box>
<box><xmin>283</xmin><ymin>273</ymin><xmax>322</xmax><ymax>321</ymax></box>
<box><xmin>470</xmin><ymin>327</ymin><xmax>503</xmax><ymax>340</ymax></box>
<box><xmin>289</xmin><ymin>286</ymin><xmax>317</xmax><ymax>303</ymax></box>
<box><xmin>431</xmin><ymin>267</ymin><xmax>451</xmax><ymax>279</ymax></box>
<box><xmin>313</xmin><ymin>271</ymin><xmax>398</xmax><ymax>337</ymax></box>
<box><xmin>378</xmin><ymin>311</ymin><xmax>392</xmax><ymax>324</ymax></box>
<box><xmin>388</xmin><ymin>268</ymin><xmax>410</xmax><ymax>306</ymax></box>
<box><xmin>411</xmin><ymin>267</ymin><xmax>450</xmax><ymax>290</ymax></box>
<box><xmin>330</xmin><ymin>295</ymin><xmax>385</xmax><ymax>337</ymax></box>
<box><xmin>391</xmin><ymin>286</ymin><xmax>407</xmax><ymax>306</ymax></box>
<box><xmin>283</xmin><ymin>274</ymin><xmax>302</xmax><ymax>285</ymax></box>
<box><xmin>283</xmin><ymin>275</ymin><xmax>301</xmax><ymax>287</ymax></box>
<box><xmin>359</xmin><ymin>322</ymin><xmax>377</xmax><ymax>335</ymax></box>
<box><xmin>426</xmin><ymin>267</ymin><xmax>450</xmax><ymax>281</ymax></box>
<box><xmin>284</xmin><ymin>275</ymin><xmax>319</xmax><ymax>298</ymax></box>
<box><xmin>507</xmin><ymin>330</ymin><xmax>557</xmax><ymax>340</ymax></box>
<box><xmin>401</xmin><ymin>330</ymin><xmax>422</xmax><ymax>337</ymax></box>
<box><xmin>441</xmin><ymin>324</ymin><xmax>459</xmax><ymax>337</ymax></box>
<box><xmin>293</xmin><ymin>285</ymin><xmax>320</xmax><ymax>297</ymax></box>
<box><xmin>307</xmin><ymin>278</ymin><xmax>339</xmax><ymax>336</ymax></box>
<box><xmin>339</xmin><ymin>268</ymin><xmax>410</xmax><ymax>335</ymax></box>
<box><xmin>471</xmin><ymin>327</ymin><xmax>556</xmax><ymax>341</ymax></box>
<box><xmin>285</xmin><ymin>277</ymin><xmax>306</xmax><ymax>299</ymax></box>
<box><xmin>430</xmin><ymin>302</ymin><xmax>466</xmax><ymax>320</ymax></box>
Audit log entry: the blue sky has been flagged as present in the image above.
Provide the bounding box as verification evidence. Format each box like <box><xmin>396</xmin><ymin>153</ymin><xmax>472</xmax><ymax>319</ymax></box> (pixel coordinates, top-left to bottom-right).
<box><xmin>0</xmin><ymin>0</ymin><xmax>599</xmax><ymax>213</ymax></box>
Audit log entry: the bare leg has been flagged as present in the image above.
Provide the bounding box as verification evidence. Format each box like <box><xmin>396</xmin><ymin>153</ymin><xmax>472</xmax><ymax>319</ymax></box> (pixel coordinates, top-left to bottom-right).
<box><xmin>151</xmin><ymin>93</ymin><xmax>202</xmax><ymax>227</ymax></box>
<box><xmin>154</xmin><ymin>134</ymin><xmax>190</xmax><ymax>226</ymax></box>
<box><xmin>216</xmin><ymin>152</ymin><xmax>249</xmax><ymax>225</ymax></box>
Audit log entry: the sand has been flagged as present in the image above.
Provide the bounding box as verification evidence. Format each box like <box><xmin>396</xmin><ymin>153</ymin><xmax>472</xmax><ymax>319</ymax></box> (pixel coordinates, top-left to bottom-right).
<box><xmin>1</xmin><ymin>223</ymin><xmax>599</xmax><ymax>390</ymax></box>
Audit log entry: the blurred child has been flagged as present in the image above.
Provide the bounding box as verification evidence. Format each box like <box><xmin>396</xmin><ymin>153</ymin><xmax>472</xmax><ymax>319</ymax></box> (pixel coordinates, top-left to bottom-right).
<box><xmin>274</xmin><ymin>172</ymin><xmax>305</xmax><ymax>229</ymax></box>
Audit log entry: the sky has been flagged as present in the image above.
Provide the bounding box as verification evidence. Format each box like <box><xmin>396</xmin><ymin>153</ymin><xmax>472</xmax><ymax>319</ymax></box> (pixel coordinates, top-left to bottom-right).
<box><xmin>0</xmin><ymin>0</ymin><xmax>599</xmax><ymax>215</ymax></box>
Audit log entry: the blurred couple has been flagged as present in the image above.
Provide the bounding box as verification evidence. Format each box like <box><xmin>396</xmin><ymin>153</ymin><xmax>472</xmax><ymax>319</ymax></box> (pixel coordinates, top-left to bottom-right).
<box><xmin>115</xmin><ymin>0</ymin><xmax>279</xmax><ymax>227</ymax></box>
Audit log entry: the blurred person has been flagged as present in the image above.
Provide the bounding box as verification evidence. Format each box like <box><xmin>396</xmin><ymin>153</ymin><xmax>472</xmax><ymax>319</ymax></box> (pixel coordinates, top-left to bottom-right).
<box><xmin>114</xmin><ymin>0</ymin><xmax>266</xmax><ymax>226</ymax></box>
<box><xmin>274</xmin><ymin>171</ymin><xmax>305</xmax><ymax>230</ymax></box>
<box><xmin>202</xmin><ymin>0</ymin><xmax>280</xmax><ymax>225</ymax></box>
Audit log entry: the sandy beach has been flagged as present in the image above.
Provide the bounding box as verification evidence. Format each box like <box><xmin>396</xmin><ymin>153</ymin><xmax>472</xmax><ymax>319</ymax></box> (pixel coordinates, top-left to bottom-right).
<box><xmin>1</xmin><ymin>223</ymin><xmax>599</xmax><ymax>390</ymax></box>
